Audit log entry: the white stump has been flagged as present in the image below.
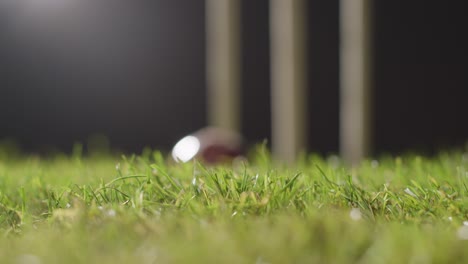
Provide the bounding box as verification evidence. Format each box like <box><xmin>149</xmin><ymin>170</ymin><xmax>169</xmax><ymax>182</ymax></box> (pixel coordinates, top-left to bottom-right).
<box><xmin>206</xmin><ymin>0</ymin><xmax>241</xmax><ymax>131</ymax></box>
<box><xmin>339</xmin><ymin>0</ymin><xmax>373</xmax><ymax>165</ymax></box>
<box><xmin>270</xmin><ymin>0</ymin><xmax>307</xmax><ymax>163</ymax></box>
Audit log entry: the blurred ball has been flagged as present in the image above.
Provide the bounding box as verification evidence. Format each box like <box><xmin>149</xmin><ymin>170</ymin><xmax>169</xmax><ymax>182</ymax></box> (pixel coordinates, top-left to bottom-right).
<box><xmin>172</xmin><ymin>127</ymin><xmax>244</xmax><ymax>164</ymax></box>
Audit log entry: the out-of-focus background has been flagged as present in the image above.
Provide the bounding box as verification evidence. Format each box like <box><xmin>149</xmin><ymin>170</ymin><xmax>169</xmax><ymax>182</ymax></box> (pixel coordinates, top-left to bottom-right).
<box><xmin>0</xmin><ymin>0</ymin><xmax>467</xmax><ymax>155</ymax></box>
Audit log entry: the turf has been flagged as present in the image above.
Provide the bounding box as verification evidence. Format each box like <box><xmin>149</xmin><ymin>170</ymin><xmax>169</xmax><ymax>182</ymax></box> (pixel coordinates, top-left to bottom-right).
<box><xmin>0</xmin><ymin>145</ymin><xmax>468</xmax><ymax>263</ymax></box>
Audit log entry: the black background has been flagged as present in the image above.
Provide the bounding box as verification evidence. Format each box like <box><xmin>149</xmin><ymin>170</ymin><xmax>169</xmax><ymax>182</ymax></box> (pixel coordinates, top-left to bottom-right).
<box><xmin>0</xmin><ymin>0</ymin><xmax>466</xmax><ymax>155</ymax></box>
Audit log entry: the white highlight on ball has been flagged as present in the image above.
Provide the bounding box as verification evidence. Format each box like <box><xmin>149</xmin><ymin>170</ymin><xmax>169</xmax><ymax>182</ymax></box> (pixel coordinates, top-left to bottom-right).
<box><xmin>172</xmin><ymin>136</ymin><xmax>200</xmax><ymax>163</ymax></box>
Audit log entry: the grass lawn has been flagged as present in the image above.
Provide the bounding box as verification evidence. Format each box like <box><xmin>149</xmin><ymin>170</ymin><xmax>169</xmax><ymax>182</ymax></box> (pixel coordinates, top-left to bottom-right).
<box><xmin>0</xmin><ymin>145</ymin><xmax>468</xmax><ymax>263</ymax></box>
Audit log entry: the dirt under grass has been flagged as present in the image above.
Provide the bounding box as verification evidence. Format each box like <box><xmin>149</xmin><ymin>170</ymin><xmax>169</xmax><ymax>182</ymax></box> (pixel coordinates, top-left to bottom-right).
<box><xmin>0</xmin><ymin>147</ymin><xmax>467</xmax><ymax>263</ymax></box>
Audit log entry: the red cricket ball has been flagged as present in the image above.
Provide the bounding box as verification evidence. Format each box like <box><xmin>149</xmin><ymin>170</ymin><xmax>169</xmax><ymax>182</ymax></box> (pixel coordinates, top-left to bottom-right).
<box><xmin>171</xmin><ymin>127</ymin><xmax>244</xmax><ymax>164</ymax></box>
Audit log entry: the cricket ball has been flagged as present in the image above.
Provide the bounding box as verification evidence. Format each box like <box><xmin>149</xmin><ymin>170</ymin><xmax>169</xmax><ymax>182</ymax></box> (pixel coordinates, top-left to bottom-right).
<box><xmin>171</xmin><ymin>127</ymin><xmax>244</xmax><ymax>164</ymax></box>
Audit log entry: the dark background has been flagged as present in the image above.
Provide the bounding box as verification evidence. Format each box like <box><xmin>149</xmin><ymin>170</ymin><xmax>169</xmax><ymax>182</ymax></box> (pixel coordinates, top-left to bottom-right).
<box><xmin>0</xmin><ymin>0</ymin><xmax>467</xmax><ymax>155</ymax></box>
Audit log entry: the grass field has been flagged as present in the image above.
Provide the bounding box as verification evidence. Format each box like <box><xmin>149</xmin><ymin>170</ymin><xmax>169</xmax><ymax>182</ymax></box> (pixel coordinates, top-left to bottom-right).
<box><xmin>1</xmin><ymin>144</ymin><xmax>468</xmax><ymax>263</ymax></box>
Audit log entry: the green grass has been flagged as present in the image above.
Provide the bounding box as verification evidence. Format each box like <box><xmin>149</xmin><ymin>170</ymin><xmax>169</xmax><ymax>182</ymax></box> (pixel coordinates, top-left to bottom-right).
<box><xmin>0</xmin><ymin>145</ymin><xmax>468</xmax><ymax>263</ymax></box>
